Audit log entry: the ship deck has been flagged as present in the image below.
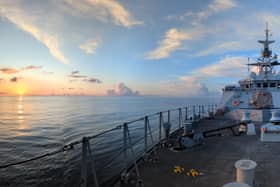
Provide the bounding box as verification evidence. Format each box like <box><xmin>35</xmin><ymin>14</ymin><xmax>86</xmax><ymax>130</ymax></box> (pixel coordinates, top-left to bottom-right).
<box><xmin>126</xmin><ymin>118</ymin><xmax>280</xmax><ymax>187</ymax></box>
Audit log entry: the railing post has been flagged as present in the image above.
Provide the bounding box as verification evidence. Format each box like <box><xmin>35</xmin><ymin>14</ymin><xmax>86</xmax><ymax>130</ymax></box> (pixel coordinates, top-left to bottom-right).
<box><xmin>159</xmin><ymin>112</ymin><xmax>162</xmax><ymax>142</ymax></box>
<box><xmin>179</xmin><ymin>108</ymin><xmax>182</xmax><ymax>128</ymax></box>
<box><xmin>87</xmin><ymin>142</ymin><xmax>99</xmax><ymax>187</ymax></box>
<box><xmin>202</xmin><ymin>105</ymin><xmax>204</xmax><ymax>118</ymax></box>
<box><xmin>193</xmin><ymin>106</ymin><xmax>195</xmax><ymax>120</ymax></box>
<box><xmin>215</xmin><ymin>104</ymin><xmax>218</xmax><ymax>113</ymax></box>
<box><xmin>123</xmin><ymin>123</ymin><xmax>128</xmax><ymax>170</ymax></box>
<box><xmin>81</xmin><ymin>137</ymin><xmax>88</xmax><ymax>187</ymax></box>
<box><xmin>168</xmin><ymin>110</ymin><xmax>170</xmax><ymax>123</ymax></box>
<box><xmin>144</xmin><ymin>116</ymin><xmax>148</xmax><ymax>152</ymax></box>
<box><xmin>198</xmin><ymin>105</ymin><xmax>201</xmax><ymax>119</ymax></box>
<box><xmin>185</xmin><ymin>107</ymin><xmax>188</xmax><ymax>121</ymax></box>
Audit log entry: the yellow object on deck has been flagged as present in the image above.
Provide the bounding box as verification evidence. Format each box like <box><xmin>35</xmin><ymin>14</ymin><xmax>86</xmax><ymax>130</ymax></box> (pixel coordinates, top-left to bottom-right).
<box><xmin>173</xmin><ymin>166</ymin><xmax>185</xmax><ymax>174</ymax></box>
<box><xmin>187</xmin><ymin>169</ymin><xmax>199</xmax><ymax>177</ymax></box>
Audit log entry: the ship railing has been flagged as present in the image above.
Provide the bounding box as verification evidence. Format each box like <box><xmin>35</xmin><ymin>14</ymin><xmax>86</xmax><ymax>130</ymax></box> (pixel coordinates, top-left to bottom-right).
<box><xmin>0</xmin><ymin>104</ymin><xmax>218</xmax><ymax>187</ymax></box>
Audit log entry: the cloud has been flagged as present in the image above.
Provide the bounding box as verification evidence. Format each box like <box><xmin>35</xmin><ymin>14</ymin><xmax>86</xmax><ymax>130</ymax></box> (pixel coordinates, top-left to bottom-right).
<box><xmin>147</xmin><ymin>0</ymin><xmax>236</xmax><ymax>60</ymax></box>
<box><xmin>172</xmin><ymin>56</ymin><xmax>248</xmax><ymax>96</ymax></box>
<box><xmin>0</xmin><ymin>68</ymin><xmax>19</xmax><ymax>74</ymax></box>
<box><xmin>10</xmin><ymin>76</ymin><xmax>22</xmax><ymax>83</ymax></box>
<box><xmin>176</xmin><ymin>78</ymin><xmax>209</xmax><ymax>96</ymax></box>
<box><xmin>146</xmin><ymin>28</ymin><xmax>191</xmax><ymax>59</ymax></box>
<box><xmin>196</xmin><ymin>41</ymin><xmax>241</xmax><ymax>56</ymax></box>
<box><xmin>0</xmin><ymin>1</ymin><xmax>69</xmax><ymax>64</ymax></box>
<box><xmin>0</xmin><ymin>65</ymin><xmax>43</xmax><ymax>75</ymax></box>
<box><xmin>158</xmin><ymin>0</ymin><xmax>237</xmax><ymax>59</ymax></box>
<box><xmin>71</xmin><ymin>71</ymin><xmax>79</xmax><ymax>74</ymax></box>
<box><xmin>42</xmin><ymin>71</ymin><xmax>54</xmax><ymax>75</ymax></box>
<box><xmin>107</xmin><ymin>83</ymin><xmax>139</xmax><ymax>96</ymax></box>
<box><xmin>23</xmin><ymin>65</ymin><xmax>42</xmax><ymax>70</ymax></box>
<box><xmin>68</xmin><ymin>71</ymin><xmax>87</xmax><ymax>78</ymax></box>
<box><xmin>0</xmin><ymin>78</ymin><xmax>4</xmax><ymax>82</ymax></box>
<box><xmin>194</xmin><ymin>56</ymin><xmax>248</xmax><ymax>78</ymax></box>
<box><xmin>64</xmin><ymin>0</ymin><xmax>142</xmax><ymax>28</ymax></box>
<box><xmin>84</xmin><ymin>78</ymin><xmax>102</xmax><ymax>84</ymax></box>
<box><xmin>79</xmin><ymin>39</ymin><xmax>99</xmax><ymax>54</ymax></box>
<box><xmin>67</xmin><ymin>71</ymin><xmax>102</xmax><ymax>84</ymax></box>
<box><xmin>0</xmin><ymin>92</ymin><xmax>8</xmax><ymax>95</ymax></box>
<box><xmin>179</xmin><ymin>56</ymin><xmax>247</xmax><ymax>86</ymax></box>
<box><xmin>168</xmin><ymin>0</ymin><xmax>236</xmax><ymax>25</ymax></box>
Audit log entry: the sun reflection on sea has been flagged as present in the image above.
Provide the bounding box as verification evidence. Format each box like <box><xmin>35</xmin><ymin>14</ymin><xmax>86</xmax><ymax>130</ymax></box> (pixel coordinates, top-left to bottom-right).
<box><xmin>17</xmin><ymin>96</ymin><xmax>24</xmax><ymax>120</ymax></box>
<box><xmin>15</xmin><ymin>95</ymin><xmax>32</xmax><ymax>136</ymax></box>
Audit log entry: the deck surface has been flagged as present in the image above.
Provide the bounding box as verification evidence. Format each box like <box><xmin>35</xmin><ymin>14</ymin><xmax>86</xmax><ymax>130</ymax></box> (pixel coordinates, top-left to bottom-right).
<box><xmin>128</xmin><ymin>118</ymin><xmax>280</xmax><ymax>187</ymax></box>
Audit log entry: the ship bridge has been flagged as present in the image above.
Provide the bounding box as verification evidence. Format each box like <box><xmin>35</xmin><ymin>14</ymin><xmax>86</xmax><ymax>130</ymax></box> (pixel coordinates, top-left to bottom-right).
<box><xmin>224</xmin><ymin>23</ymin><xmax>280</xmax><ymax>92</ymax></box>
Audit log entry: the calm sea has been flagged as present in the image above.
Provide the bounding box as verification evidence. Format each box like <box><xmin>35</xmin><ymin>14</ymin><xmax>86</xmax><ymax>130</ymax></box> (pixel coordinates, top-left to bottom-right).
<box><xmin>0</xmin><ymin>96</ymin><xmax>219</xmax><ymax>186</ymax></box>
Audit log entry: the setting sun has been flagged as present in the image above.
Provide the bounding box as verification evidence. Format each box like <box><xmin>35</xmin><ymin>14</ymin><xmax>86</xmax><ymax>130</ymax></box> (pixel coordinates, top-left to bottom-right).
<box><xmin>17</xmin><ymin>88</ymin><xmax>26</xmax><ymax>96</ymax></box>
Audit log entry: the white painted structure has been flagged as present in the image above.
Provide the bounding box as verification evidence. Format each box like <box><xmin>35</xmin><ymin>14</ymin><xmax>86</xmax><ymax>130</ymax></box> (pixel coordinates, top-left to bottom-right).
<box><xmin>220</xmin><ymin>25</ymin><xmax>280</xmax><ymax>122</ymax></box>
<box><xmin>261</xmin><ymin>110</ymin><xmax>280</xmax><ymax>142</ymax></box>
<box><xmin>235</xmin><ymin>159</ymin><xmax>257</xmax><ymax>187</ymax></box>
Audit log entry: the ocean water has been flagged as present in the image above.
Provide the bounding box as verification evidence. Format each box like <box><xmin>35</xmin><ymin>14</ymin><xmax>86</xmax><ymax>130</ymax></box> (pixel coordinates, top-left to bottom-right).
<box><xmin>0</xmin><ymin>96</ymin><xmax>219</xmax><ymax>186</ymax></box>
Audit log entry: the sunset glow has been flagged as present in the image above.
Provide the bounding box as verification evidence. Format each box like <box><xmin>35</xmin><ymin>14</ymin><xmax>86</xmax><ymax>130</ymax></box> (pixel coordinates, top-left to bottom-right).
<box><xmin>1</xmin><ymin>1</ymin><xmax>280</xmax><ymax>97</ymax></box>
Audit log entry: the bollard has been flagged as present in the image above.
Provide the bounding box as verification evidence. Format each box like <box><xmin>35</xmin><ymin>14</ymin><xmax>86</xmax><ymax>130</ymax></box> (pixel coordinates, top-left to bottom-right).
<box><xmin>235</xmin><ymin>159</ymin><xmax>257</xmax><ymax>186</ymax></box>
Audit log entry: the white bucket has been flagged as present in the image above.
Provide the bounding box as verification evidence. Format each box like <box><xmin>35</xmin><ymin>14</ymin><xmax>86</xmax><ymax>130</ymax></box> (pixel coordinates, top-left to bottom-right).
<box><xmin>223</xmin><ymin>182</ymin><xmax>250</xmax><ymax>187</ymax></box>
<box><xmin>235</xmin><ymin>160</ymin><xmax>257</xmax><ymax>186</ymax></box>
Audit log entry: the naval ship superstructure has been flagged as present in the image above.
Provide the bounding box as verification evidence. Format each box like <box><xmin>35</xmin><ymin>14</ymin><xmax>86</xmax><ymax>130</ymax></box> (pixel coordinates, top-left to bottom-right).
<box><xmin>220</xmin><ymin>25</ymin><xmax>280</xmax><ymax>121</ymax></box>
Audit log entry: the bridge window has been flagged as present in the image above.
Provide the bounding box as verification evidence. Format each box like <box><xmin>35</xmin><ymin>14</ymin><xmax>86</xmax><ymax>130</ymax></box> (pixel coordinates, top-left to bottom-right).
<box><xmin>257</xmin><ymin>83</ymin><xmax>261</xmax><ymax>88</ymax></box>
<box><xmin>263</xmin><ymin>83</ymin><xmax>268</xmax><ymax>88</ymax></box>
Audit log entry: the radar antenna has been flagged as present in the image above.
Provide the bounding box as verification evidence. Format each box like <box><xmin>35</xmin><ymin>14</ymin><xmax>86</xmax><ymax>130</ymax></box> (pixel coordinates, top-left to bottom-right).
<box><xmin>248</xmin><ymin>23</ymin><xmax>280</xmax><ymax>73</ymax></box>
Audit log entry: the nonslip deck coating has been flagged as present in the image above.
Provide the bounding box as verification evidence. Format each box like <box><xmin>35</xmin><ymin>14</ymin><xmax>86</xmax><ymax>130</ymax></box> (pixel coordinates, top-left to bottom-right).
<box><xmin>124</xmin><ymin>118</ymin><xmax>280</xmax><ymax>187</ymax></box>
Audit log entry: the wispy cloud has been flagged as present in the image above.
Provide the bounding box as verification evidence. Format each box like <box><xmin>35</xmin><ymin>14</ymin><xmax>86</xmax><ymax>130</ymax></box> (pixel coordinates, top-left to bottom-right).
<box><xmin>107</xmin><ymin>82</ymin><xmax>139</xmax><ymax>96</ymax></box>
<box><xmin>79</xmin><ymin>39</ymin><xmax>99</xmax><ymax>54</ymax></box>
<box><xmin>151</xmin><ymin>0</ymin><xmax>237</xmax><ymax>60</ymax></box>
<box><xmin>67</xmin><ymin>71</ymin><xmax>87</xmax><ymax>78</ymax></box>
<box><xmin>67</xmin><ymin>71</ymin><xmax>102</xmax><ymax>84</ymax></box>
<box><xmin>163</xmin><ymin>56</ymin><xmax>247</xmax><ymax>96</ymax></box>
<box><xmin>71</xmin><ymin>71</ymin><xmax>79</xmax><ymax>75</ymax></box>
<box><xmin>42</xmin><ymin>71</ymin><xmax>54</xmax><ymax>75</ymax></box>
<box><xmin>168</xmin><ymin>0</ymin><xmax>236</xmax><ymax>25</ymax></box>
<box><xmin>0</xmin><ymin>65</ymin><xmax>43</xmax><ymax>74</ymax></box>
<box><xmin>64</xmin><ymin>0</ymin><xmax>142</xmax><ymax>28</ymax></box>
<box><xmin>10</xmin><ymin>76</ymin><xmax>22</xmax><ymax>83</ymax></box>
<box><xmin>22</xmin><ymin>65</ymin><xmax>42</xmax><ymax>70</ymax></box>
<box><xmin>0</xmin><ymin>1</ymin><xmax>69</xmax><ymax>64</ymax></box>
<box><xmin>181</xmin><ymin>56</ymin><xmax>248</xmax><ymax>81</ymax></box>
<box><xmin>195</xmin><ymin>41</ymin><xmax>243</xmax><ymax>56</ymax></box>
<box><xmin>84</xmin><ymin>78</ymin><xmax>102</xmax><ymax>84</ymax></box>
<box><xmin>0</xmin><ymin>68</ymin><xmax>19</xmax><ymax>74</ymax></box>
<box><xmin>146</xmin><ymin>28</ymin><xmax>191</xmax><ymax>60</ymax></box>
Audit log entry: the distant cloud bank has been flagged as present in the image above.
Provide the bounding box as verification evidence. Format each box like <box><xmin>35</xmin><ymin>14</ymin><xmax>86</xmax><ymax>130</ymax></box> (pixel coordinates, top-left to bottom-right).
<box><xmin>107</xmin><ymin>83</ymin><xmax>140</xmax><ymax>96</ymax></box>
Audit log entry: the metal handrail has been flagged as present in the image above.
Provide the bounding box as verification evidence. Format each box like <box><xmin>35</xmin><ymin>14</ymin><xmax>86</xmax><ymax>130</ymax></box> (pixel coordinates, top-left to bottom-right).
<box><xmin>0</xmin><ymin>103</ymin><xmax>218</xmax><ymax>187</ymax></box>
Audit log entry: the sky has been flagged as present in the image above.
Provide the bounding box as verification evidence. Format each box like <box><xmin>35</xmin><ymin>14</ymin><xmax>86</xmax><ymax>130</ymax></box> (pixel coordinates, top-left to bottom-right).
<box><xmin>1</xmin><ymin>0</ymin><xmax>280</xmax><ymax>97</ymax></box>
